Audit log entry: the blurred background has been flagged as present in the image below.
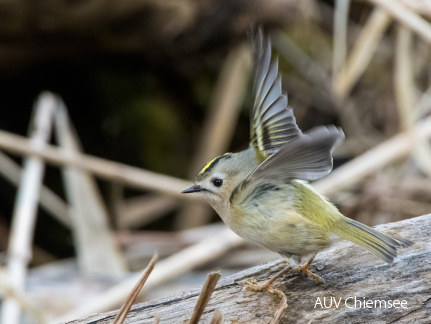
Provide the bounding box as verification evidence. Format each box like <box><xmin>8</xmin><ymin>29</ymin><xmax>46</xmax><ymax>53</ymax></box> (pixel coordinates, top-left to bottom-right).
<box><xmin>0</xmin><ymin>0</ymin><xmax>430</xmax><ymax>323</ymax></box>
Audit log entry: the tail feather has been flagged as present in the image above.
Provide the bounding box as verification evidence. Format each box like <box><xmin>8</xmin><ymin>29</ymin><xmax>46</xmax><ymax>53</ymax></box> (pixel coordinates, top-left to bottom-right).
<box><xmin>333</xmin><ymin>217</ymin><xmax>413</xmax><ymax>263</ymax></box>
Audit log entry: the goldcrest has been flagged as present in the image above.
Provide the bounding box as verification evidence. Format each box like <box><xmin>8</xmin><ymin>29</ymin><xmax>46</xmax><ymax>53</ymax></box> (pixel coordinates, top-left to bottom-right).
<box><xmin>182</xmin><ymin>28</ymin><xmax>413</xmax><ymax>284</ymax></box>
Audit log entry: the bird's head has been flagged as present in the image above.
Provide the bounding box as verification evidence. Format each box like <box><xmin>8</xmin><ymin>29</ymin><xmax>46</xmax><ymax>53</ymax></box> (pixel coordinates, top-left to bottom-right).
<box><xmin>182</xmin><ymin>152</ymin><xmax>253</xmax><ymax>212</ymax></box>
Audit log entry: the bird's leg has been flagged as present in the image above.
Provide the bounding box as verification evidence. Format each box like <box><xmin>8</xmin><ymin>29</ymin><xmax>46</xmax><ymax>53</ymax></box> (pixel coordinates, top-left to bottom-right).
<box><xmin>244</xmin><ymin>262</ymin><xmax>290</xmax><ymax>315</ymax></box>
<box><xmin>244</xmin><ymin>263</ymin><xmax>292</xmax><ymax>292</ymax></box>
<box><xmin>293</xmin><ymin>255</ymin><xmax>324</xmax><ymax>283</ymax></box>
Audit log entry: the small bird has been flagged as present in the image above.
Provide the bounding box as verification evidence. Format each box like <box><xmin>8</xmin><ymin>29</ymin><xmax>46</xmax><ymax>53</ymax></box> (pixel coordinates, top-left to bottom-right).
<box><xmin>182</xmin><ymin>28</ymin><xmax>413</xmax><ymax>290</ymax></box>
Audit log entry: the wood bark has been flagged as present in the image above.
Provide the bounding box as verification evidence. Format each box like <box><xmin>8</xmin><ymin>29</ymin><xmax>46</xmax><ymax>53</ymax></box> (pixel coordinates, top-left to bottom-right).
<box><xmin>66</xmin><ymin>214</ymin><xmax>431</xmax><ymax>323</ymax></box>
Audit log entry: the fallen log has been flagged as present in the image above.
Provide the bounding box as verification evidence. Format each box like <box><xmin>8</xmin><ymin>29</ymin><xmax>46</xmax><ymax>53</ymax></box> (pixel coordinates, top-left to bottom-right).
<box><xmin>67</xmin><ymin>214</ymin><xmax>431</xmax><ymax>323</ymax></box>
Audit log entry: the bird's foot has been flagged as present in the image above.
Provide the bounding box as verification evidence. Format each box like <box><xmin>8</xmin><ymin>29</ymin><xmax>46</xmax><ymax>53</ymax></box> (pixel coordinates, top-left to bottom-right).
<box><xmin>294</xmin><ymin>266</ymin><xmax>324</xmax><ymax>283</ymax></box>
<box><xmin>244</xmin><ymin>279</ymin><xmax>270</xmax><ymax>292</ymax></box>
<box><xmin>244</xmin><ymin>264</ymin><xmax>292</xmax><ymax>296</ymax></box>
<box><xmin>243</xmin><ymin>263</ymin><xmax>293</xmax><ymax>321</ymax></box>
<box><xmin>244</xmin><ymin>277</ymin><xmax>288</xmax><ymax>321</ymax></box>
<box><xmin>244</xmin><ymin>279</ymin><xmax>286</xmax><ymax>301</ymax></box>
<box><xmin>293</xmin><ymin>256</ymin><xmax>325</xmax><ymax>284</ymax></box>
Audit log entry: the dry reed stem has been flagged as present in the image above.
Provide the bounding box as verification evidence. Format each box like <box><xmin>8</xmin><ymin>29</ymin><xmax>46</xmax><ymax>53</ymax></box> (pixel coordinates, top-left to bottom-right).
<box><xmin>315</xmin><ymin>116</ymin><xmax>431</xmax><ymax>197</ymax></box>
<box><xmin>394</xmin><ymin>26</ymin><xmax>431</xmax><ymax>176</ymax></box>
<box><xmin>394</xmin><ymin>26</ymin><xmax>415</xmax><ymax>131</ymax></box>
<box><xmin>179</xmin><ymin>44</ymin><xmax>251</xmax><ymax>229</ymax></box>
<box><xmin>113</xmin><ymin>253</ymin><xmax>159</xmax><ymax>324</ymax></box>
<box><xmin>0</xmin><ymin>151</ymin><xmax>71</xmax><ymax>227</ymax></box>
<box><xmin>368</xmin><ymin>0</ymin><xmax>431</xmax><ymax>44</ymax></box>
<box><xmin>401</xmin><ymin>0</ymin><xmax>431</xmax><ymax>18</ymax></box>
<box><xmin>188</xmin><ymin>272</ymin><xmax>221</xmax><ymax>324</ymax></box>
<box><xmin>0</xmin><ymin>129</ymin><xmax>198</xmax><ymax>200</ymax></box>
<box><xmin>209</xmin><ymin>309</ymin><xmax>223</xmax><ymax>324</ymax></box>
<box><xmin>119</xmin><ymin>194</ymin><xmax>178</xmax><ymax>229</ymax></box>
<box><xmin>333</xmin><ymin>0</ymin><xmax>351</xmax><ymax>82</ymax></box>
<box><xmin>417</xmin><ymin>84</ymin><xmax>431</xmax><ymax>118</ymax></box>
<box><xmin>0</xmin><ymin>92</ymin><xmax>57</xmax><ymax>324</ymax></box>
<box><xmin>109</xmin><ymin>183</ymin><xmax>125</xmax><ymax>229</ymax></box>
<box><xmin>333</xmin><ymin>7</ymin><xmax>391</xmax><ymax>100</ymax></box>
<box><xmin>53</xmin><ymin>228</ymin><xmax>243</xmax><ymax>323</ymax></box>
<box><xmin>380</xmin><ymin>196</ymin><xmax>431</xmax><ymax>217</ymax></box>
<box><xmin>55</xmin><ymin>102</ymin><xmax>127</xmax><ymax>276</ymax></box>
<box><xmin>0</xmin><ymin>268</ymin><xmax>48</xmax><ymax>324</ymax></box>
<box><xmin>412</xmin><ymin>140</ymin><xmax>431</xmax><ymax>176</ymax></box>
<box><xmin>273</xmin><ymin>31</ymin><xmax>330</xmax><ymax>91</ymax></box>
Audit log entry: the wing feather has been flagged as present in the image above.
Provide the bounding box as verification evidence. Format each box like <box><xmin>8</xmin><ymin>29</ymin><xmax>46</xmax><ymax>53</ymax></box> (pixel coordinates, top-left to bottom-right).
<box><xmin>250</xmin><ymin>28</ymin><xmax>302</xmax><ymax>161</ymax></box>
<box><xmin>231</xmin><ymin>126</ymin><xmax>344</xmax><ymax>204</ymax></box>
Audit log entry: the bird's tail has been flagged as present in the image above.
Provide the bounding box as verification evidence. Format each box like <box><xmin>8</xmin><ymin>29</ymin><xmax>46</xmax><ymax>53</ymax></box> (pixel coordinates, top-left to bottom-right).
<box><xmin>333</xmin><ymin>217</ymin><xmax>413</xmax><ymax>263</ymax></box>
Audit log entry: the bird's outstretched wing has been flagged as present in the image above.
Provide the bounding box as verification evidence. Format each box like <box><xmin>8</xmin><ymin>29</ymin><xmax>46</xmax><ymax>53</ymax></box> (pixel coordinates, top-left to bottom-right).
<box><xmin>250</xmin><ymin>28</ymin><xmax>302</xmax><ymax>162</ymax></box>
<box><xmin>231</xmin><ymin>126</ymin><xmax>344</xmax><ymax>203</ymax></box>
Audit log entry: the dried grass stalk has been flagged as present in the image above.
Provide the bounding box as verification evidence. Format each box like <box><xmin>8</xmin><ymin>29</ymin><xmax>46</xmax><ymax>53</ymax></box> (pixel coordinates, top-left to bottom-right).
<box><xmin>0</xmin><ymin>92</ymin><xmax>57</xmax><ymax>324</ymax></box>
<box><xmin>0</xmin><ymin>268</ymin><xmax>48</xmax><ymax>324</ymax></box>
<box><xmin>334</xmin><ymin>7</ymin><xmax>391</xmax><ymax>100</ymax></box>
<box><xmin>369</xmin><ymin>0</ymin><xmax>431</xmax><ymax>43</ymax></box>
<box><xmin>209</xmin><ymin>309</ymin><xmax>223</xmax><ymax>324</ymax></box>
<box><xmin>273</xmin><ymin>31</ymin><xmax>330</xmax><ymax>90</ymax></box>
<box><xmin>0</xmin><ymin>129</ymin><xmax>197</xmax><ymax>199</ymax></box>
<box><xmin>333</xmin><ymin>0</ymin><xmax>351</xmax><ymax>82</ymax></box>
<box><xmin>119</xmin><ymin>194</ymin><xmax>178</xmax><ymax>229</ymax></box>
<box><xmin>55</xmin><ymin>101</ymin><xmax>127</xmax><ymax>276</ymax></box>
<box><xmin>0</xmin><ymin>151</ymin><xmax>70</xmax><ymax>227</ymax></box>
<box><xmin>394</xmin><ymin>26</ymin><xmax>431</xmax><ymax>176</ymax></box>
<box><xmin>188</xmin><ymin>272</ymin><xmax>221</xmax><ymax>324</ymax></box>
<box><xmin>52</xmin><ymin>228</ymin><xmax>243</xmax><ymax>323</ymax></box>
<box><xmin>395</xmin><ymin>26</ymin><xmax>415</xmax><ymax>131</ymax></box>
<box><xmin>315</xmin><ymin>116</ymin><xmax>431</xmax><ymax>197</ymax></box>
<box><xmin>113</xmin><ymin>253</ymin><xmax>159</xmax><ymax>324</ymax></box>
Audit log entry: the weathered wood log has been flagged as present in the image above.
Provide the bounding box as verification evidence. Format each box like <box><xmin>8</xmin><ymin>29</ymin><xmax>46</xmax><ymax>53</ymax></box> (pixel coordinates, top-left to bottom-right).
<box><xmin>67</xmin><ymin>215</ymin><xmax>431</xmax><ymax>323</ymax></box>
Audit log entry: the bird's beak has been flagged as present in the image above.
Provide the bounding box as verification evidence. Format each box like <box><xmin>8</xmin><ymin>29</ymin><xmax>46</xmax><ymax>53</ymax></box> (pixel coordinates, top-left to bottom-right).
<box><xmin>182</xmin><ymin>185</ymin><xmax>202</xmax><ymax>194</ymax></box>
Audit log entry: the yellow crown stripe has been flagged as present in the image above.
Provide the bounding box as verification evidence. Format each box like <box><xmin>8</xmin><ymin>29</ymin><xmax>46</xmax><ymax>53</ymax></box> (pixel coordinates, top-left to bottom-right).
<box><xmin>199</xmin><ymin>153</ymin><xmax>231</xmax><ymax>175</ymax></box>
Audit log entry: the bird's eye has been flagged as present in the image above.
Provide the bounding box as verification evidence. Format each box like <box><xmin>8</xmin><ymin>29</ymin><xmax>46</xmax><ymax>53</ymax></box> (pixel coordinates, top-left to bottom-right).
<box><xmin>213</xmin><ymin>179</ymin><xmax>223</xmax><ymax>187</ymax></box>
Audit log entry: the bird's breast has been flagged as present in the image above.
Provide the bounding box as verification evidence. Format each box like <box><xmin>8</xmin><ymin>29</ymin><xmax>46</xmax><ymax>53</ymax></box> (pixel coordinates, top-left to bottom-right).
<box><xmin>227</xmin><ymin>196</ymin><xmax>331</xmax><ymax>256</ymax></box>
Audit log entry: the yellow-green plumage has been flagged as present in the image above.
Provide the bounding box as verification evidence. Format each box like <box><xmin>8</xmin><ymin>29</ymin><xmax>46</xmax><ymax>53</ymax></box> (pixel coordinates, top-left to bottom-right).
<box><xmin>182</xmin><ymin>28</ymin><xmax>413</xmax><ymax>275</ymax></box>
<box><xmin>292</xmin><ymin>180</ymin><xmax>412</xmax><ymax>263</ymax></box>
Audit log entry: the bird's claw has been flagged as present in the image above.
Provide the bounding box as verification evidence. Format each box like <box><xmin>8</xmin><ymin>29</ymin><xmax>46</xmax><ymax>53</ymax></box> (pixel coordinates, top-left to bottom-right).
<box><xmin>244</xmin><ymin>279</ymin><xmax>269</xmax><ymax>292</ymax></box>
<box><xmin>294</xmin><ymin>265</ymin><xmax>325</xmax><ymax>284</ymax></box>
